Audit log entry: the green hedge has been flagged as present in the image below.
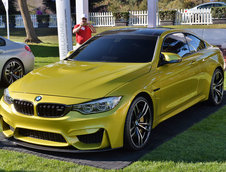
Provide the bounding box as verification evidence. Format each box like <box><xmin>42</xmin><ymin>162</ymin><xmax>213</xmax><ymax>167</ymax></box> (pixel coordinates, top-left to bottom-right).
<box><xmin>159</xmin><ymin>10</ymin><xmax>177</xmax><ymax>21</ymax></box>
<box><xmin>211</xmin><ymin>6</ymin><xmax>226</xmax><ymax>19</ymax></box>
<box><xmin>112</xmin><ymin>12</ymin><xmax>130</xmax><ymax>21</ymax></box>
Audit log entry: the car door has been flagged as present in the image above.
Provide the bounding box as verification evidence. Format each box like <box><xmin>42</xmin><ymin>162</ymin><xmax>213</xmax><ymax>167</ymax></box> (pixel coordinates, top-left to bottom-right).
<box><xmin>184</xmin><ymin>33</ymin><xmax>209</xmax><ymax>96</ymax></box>
<box><xmin>156</xmin><ymin>32</ymin><xmax>200</xmax><ymax>118</ymax></box>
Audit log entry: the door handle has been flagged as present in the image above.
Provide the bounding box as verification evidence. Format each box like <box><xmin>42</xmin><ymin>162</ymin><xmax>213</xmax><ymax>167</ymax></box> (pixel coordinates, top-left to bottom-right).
<box><xmin>0</xmin><ymin>50</ymin><xmax>4</xmax><ymax>54</ymax></box>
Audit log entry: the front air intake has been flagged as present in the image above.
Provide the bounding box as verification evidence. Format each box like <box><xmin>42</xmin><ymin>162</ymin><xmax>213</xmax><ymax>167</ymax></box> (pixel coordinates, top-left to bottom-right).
<box><xmin>18</xmin><ymin>128</ymin><xmax>66</xmax><ymax>143</ymax></box>
<box><xmin>77</xmin><ymin>129</ymin><xmax>104</xmax><ymax>144</ymax></box>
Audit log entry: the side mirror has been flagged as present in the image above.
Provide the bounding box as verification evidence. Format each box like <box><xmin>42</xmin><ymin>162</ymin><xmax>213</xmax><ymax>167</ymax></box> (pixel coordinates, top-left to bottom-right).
<box><xmin>161</xmin><ymin>52</ymin><xmax>182</xmax><ymax>64</ymax></box>
<box><xmin>66</xmin><ymin>50</ymin><xmax>74</xmax><ymax>58</ymax></box>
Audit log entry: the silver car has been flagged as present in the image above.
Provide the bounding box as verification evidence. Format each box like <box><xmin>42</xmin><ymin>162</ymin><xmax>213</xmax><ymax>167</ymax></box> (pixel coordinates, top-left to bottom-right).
<box><xmin>189</xmin><ymin>2</ymin><xmax>226</xmax><ymax>11</ymax></box>
<box><xmin>0</xmin><ymin>36</ymin><xmax>34</xmax><ymax>86</ymax></box>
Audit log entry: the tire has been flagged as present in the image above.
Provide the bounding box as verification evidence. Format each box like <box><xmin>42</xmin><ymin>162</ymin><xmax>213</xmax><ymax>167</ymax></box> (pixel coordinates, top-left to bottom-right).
<box><xmin>208</xmin><ymin>68</ymin><xmax>224</xmax><ymax>105</ymax></box>
<box><xmin>124</xmin><ymin>96</ymin><xmax>153</xmax><ymax>151</ymax></box>
<box><xmin>1</xmin><ymin>59</ymin><xmax>24</xmax><ymax>87</ymax></box>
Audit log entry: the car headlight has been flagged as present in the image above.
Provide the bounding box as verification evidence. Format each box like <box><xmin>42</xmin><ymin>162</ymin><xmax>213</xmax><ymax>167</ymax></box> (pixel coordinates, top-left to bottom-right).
<box><xmin>72</xmin><ymin>96</ymin><xmax>122</xmax><ymax>114</ymax></box>
<box><xmin>4</xmin><ymin>88</ymin><xmax>14</xmax><ymax>104</ymax></box>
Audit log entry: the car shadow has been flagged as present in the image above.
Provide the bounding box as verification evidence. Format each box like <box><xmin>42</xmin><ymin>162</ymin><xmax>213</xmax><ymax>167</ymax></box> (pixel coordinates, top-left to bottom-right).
<box><xmin>0</xmin><ymin>92</ymin><xmax>226</xmax><ymax>169</ymax></box>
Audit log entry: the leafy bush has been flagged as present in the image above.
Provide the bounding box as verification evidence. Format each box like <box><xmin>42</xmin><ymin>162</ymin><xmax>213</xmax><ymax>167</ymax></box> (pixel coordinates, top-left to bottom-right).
<box><xmin>211</xmin><ymin>7</ymin><xmax>226</xmax><ymax>19</ymax></box>
<box><xmin>113</xmin><ymin>12</ymin><xmax>130</xmax><ymax>21</ymax></box>
<box><xmin>37</xmin><ymin>15</ymin><xmax>50</xmax><ymax>24</ymax></box>
<box><xmin>159</xmin><ymin>10</ymin><xmax>177</xmax><ymax>21</ymax></box>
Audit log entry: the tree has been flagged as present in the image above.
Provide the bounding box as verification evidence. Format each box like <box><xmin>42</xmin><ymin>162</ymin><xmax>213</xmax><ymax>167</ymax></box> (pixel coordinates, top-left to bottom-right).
<box><xmin>43</xmin><ymin>0</ymin><xmax>76</xmax><ymax>13</ymax></box>
<box><xmin>17</xmin><ymin>0</ymin><xmax>41</xmax><ymax>43</ymax></box>
<box><xmin>94</xmin><ymin>0</ymin><xmax>145</xmax><ymax>12</ymax></box>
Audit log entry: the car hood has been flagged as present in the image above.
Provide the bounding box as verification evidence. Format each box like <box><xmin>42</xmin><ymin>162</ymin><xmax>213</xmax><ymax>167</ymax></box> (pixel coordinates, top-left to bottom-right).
<box><xmin>10</xmin><ymin>60</ymin><xmax>151</xmax><ymax>99</ymax></box>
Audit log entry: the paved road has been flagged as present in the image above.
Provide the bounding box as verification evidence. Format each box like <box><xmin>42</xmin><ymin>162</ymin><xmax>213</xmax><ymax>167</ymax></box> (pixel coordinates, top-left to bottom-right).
<box><xmin>1</xmin><ymin>93</ymin><xmax>226</xmax><ymax>170</ymax></box>
<box><xmin>186</xmin><ymin>29</ymin><xmax>226</xmax><ymax>47</ymax></box>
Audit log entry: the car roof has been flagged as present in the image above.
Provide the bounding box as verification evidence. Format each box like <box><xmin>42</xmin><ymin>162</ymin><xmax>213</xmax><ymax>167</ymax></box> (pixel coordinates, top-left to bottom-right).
<box><xmin>196</xmin><ymin>2</ymin><xmax>226</xmax><ymax>7</ymax></box>
<box><xmin>98</xmin><ymin>28</ymin><xmax>173</xmax><ymax>37</ymax></box>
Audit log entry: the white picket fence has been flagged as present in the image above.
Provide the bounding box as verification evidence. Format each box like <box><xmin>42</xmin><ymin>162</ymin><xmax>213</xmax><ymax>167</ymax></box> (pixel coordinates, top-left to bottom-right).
<box><xmin>89</xmin><ymin>11</ymin><xmax>154</xmax><ymax>26</ymax></box>
<box><xmin>90</xmin><ymin>9</ymin><xmax>212</xmax><ymax>26</ymax></box>
<box><xmin>89</xmin><ymin>12</ymin><xmax>115</xmax><ymax>26</ymax></box>
<box><xmin>15</xmin><ymin>14</ymin><xmax>38</xmax><ymax>28</ymax></box>
<box><xmin>129</xmin><ymin>11</ymin><xmax>149</xmax><ymax>26</ymax></box>
<box><xmin>0</xmin><ymin>16</ymin><xmax>4</xmax><ymax>28</ymax></box>
<box><xmin>49</xmin><ymin>15</ymin><xmax>57</xmax><ymax>28</ymax></box>
<box><xmin>0</xmin><ymin>9</ymin><xmax>214</xmax><ymax>29</ymax></box>
<box><xmin>175</xmin><ymin>8</ymin><xmax>212</xmax><ymax>25</ymax></box>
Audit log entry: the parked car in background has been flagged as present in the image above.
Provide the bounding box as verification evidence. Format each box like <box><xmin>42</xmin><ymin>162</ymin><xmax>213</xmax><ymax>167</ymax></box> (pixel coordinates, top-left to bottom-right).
<box><xmin>0</xmin><ymin>28</ymin><xmax>224</xmax><ymax>152</ymax></box>
<box><xmin>184</xmin><ymin>2</ymin><xmax>226</xmax><ymax>23</ymax></box>
<box><xmin>0</xmin><ymin>36</ymin><xmax>34</xmax><ymax>86</ymax></box>
<box><xmin>189</xmin><ymin>2</ymin><xmax>226</xmax><ymax>11</ymax></box>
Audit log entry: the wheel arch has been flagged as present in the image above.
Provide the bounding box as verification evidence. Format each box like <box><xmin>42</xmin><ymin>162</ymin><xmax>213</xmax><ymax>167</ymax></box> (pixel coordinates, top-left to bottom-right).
<box><xmin>216</xmin><ymin>66</ymin><xmax>224</xmax><ymax>77</ymax></box>
<box><xmin>133</xmin><ymin>91</ymin><xmax>154</xmax><ymax>123</ymax></box>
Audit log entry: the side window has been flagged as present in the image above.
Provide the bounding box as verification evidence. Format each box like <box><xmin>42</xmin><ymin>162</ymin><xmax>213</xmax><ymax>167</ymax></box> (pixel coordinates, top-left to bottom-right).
<box><xmin>0</xmin><ymin>38</ymin><xmax>6</xmax><ymax>46</ymax></box>
<box><xmin>162</xmin><ymin>33</ymin><xmax>190</xmax><ymax>57</ymax></box>
<box><xmin>185</xmin><ymin>34</ymin><xmax>206</xmax><ymax>53</ymax></box>
<box><xmin>198</xmin><ymin>5</ymin><xmax>205</xmax><ymax>9</ymax></box>
<box><xmin>213</xmin><ymin>4</ymin><xmax>221</xmax><ymax>7</ymax></box>
<box><xmin>208</xmin><ymin>4</ymin><xmax>213</xmax><ymax>8</ymax></box>
<box><xmin>200</xmin><ymin>4</ymin><xmax>211</xmax><ymax>9</ymax></box>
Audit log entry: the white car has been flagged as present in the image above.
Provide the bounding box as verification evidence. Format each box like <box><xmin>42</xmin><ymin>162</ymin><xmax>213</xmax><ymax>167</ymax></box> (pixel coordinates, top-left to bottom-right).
<box><xmin>0</xmin><ymin>36</ymin><xmax>34</xmax><ymax>86</ymax></box>
<box><xmin>189</xmin><ymin>2</ymin><xmax>226</xmax><ymax>11</ymax></box>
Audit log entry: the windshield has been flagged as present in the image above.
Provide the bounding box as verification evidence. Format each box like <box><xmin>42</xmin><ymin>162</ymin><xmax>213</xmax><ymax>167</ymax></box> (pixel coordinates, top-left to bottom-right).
<box><xmin>69</xmin><ymin>35</ymin><xmax>157</xmax><ymax>63</ymax></box>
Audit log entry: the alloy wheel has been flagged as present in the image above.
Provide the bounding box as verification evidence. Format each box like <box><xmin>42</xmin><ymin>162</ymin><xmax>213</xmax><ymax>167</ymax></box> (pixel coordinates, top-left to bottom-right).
<box><xmin>125</xmin><ymin>97</ymin><xmax>152</xmax><ymax>150</ymax></box>
<box><xmin>212</xmin><ymin>69</ymin><xmax>224</xmax><ymax>104</ymax></box>
<box><xmin>2</xmin><ymin>59</ymin><xmax>24</xmax><ymax>86</ymax></box>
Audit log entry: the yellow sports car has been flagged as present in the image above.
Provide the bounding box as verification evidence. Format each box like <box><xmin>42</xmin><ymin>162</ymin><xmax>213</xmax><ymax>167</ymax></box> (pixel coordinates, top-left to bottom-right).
<box><xmin>0</xmin><ymin>28</ymin><xmax>224</xmax><ymax>152</ymax></box>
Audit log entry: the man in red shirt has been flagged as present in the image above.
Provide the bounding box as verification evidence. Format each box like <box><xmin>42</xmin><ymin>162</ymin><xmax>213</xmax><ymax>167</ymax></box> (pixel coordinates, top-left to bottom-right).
<box><xmin>73</xmin><ymin>14</ymin><xmax>96</xmax><ymax>49</ymax></box>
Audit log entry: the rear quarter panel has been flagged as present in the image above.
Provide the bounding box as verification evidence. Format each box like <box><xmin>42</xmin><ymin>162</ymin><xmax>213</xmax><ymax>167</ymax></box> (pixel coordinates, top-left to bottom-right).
<box><xmin>197</xmin><ymin>46</ymin><xmax>224</xmax><ymax>100</ymax></box>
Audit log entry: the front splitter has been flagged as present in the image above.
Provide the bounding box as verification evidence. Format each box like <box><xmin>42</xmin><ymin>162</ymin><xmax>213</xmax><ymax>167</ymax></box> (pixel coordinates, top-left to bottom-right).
<box><xmin>2</xmin><ymin>133</ymin><xmax>121</xmax><ymax>153</ymax></box>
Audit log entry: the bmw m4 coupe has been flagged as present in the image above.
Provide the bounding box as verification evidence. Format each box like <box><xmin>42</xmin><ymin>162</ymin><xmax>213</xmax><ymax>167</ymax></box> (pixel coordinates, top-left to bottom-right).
<box><xmin>0</xmin><ymin>28</ymin><xmax>224</xmax><ymax>152</ymax></box>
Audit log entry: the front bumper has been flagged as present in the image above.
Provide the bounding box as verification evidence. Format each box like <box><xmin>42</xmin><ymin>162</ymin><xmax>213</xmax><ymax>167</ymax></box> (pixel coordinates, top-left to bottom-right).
<box><xmin>0</xmin><ymin>92</ymin><xmax>128</xmax><ymax>151</ymax></box>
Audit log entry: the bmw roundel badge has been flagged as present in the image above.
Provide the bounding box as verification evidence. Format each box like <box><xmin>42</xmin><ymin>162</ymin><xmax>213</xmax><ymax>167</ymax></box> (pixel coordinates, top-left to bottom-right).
<box><xmin>35</xmin><ymin>96</ymin><xmax>42</xmax><ymax>102</ymax></box>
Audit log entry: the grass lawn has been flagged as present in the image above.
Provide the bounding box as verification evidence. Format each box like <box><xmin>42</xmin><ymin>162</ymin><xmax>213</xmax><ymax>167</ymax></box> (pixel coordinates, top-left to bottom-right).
<box><xmin>0</xmin><ymin>26</ymin><xmax>226</xmax><ymax>171</ymax></box>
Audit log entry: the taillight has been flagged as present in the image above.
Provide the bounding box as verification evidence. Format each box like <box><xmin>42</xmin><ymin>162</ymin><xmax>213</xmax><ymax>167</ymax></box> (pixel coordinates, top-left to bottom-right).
<box><xmin>25</xmin><ymin>45</ymin><xmax>31</xmax><ymax>52</ymax></box>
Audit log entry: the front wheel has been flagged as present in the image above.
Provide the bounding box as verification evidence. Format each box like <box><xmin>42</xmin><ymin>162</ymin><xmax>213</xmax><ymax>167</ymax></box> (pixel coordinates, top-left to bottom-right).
<box><xmin>1</xmin><ymin>59</ymin><xmax>24</xmax><ymax>87</ymax></box>
<box><xmin>208</xmin><ymin>68</ymin><xmax>224</xmax><ymax>105</ymax></box>
<box><xmin>124</xmin><ymin>97</ymin><xmax>153</xmax><ymax>151</ymax></box>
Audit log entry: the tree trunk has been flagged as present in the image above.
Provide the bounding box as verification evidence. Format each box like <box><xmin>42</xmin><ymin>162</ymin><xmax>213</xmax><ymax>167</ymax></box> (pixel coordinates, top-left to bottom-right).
<box><xmin>17</xmin><ymin>0</ymin><xmax>42</xmax><ymax>43</ymax></box>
